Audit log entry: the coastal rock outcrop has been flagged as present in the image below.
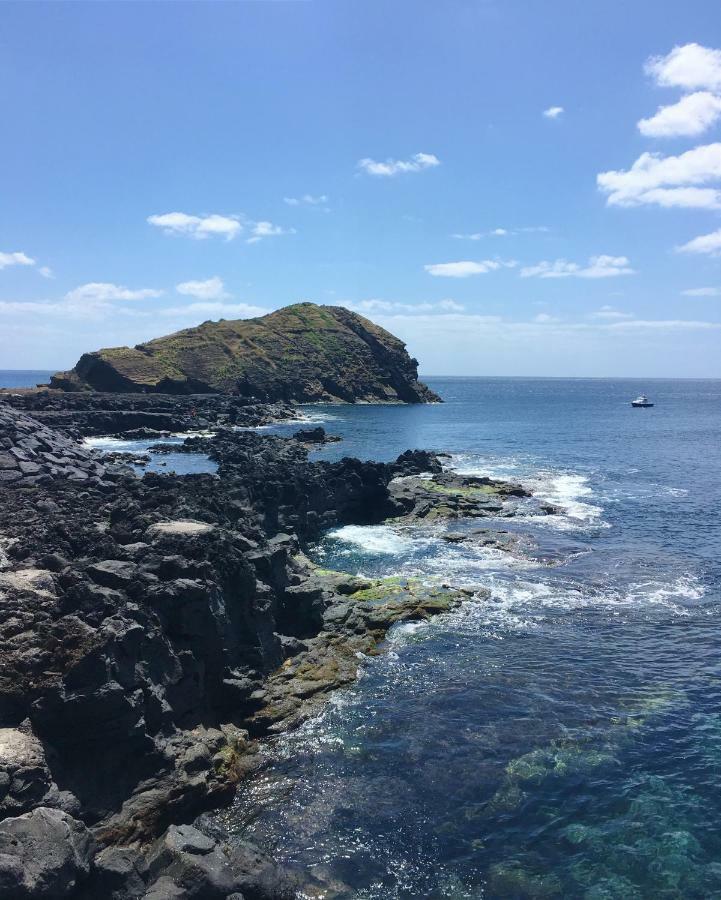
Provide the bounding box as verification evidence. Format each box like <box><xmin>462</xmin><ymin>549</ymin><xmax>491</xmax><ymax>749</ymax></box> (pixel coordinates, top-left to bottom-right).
<box><xmin>0</xmin><ymin>403</ymin><xmax>120</xmax><ymax>484</ymax></box>
<box><xmin>0</xmin><ymin>408</ymin><xmax>546</xmax><ymax>897</ymax></box>
<box><xmin>0</xmin><ymin>392</ymin><xmax>296</xmax><ymax>439</ymax></box>
<box><xmin>49</xmin><ymin>303</ymin><xmax>441</xmax><ymax>404</ymax></box>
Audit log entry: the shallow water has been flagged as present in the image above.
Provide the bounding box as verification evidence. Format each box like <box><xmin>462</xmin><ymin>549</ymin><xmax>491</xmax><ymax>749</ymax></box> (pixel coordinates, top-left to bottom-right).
<box><xmin>214</xmin><ymin>378</ymin><xmax>721</xmax><ymax>899</ymax></box>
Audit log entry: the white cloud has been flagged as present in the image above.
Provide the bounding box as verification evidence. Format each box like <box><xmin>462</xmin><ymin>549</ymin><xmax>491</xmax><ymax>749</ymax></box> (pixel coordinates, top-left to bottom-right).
<box><xmin>597</xmin><ymin>143</ymin><xmax>721</xmax><ymax>208</ymax></box>
<box><xmin>682</xmin><ymin>287</ymin><xmax>721</xmax><ymax>296</ymax></box>
<box><xmin>452</xmin><ymin>228</ymin><xmax>508</xmax><ymax>240</ymax></box>
<box><xmin>357</xmin><ymin>152</ymin><xmax>441</xmax><ymax>177</ymax></box>
<box><xmin>424</xmin><ymin>260</ymin><xmax>504</xmax><ymax>278</ymax></box>
<box><xmin>284</xmin><ymin>194</ymin><xmax>328</xmax><ymax>207</ymax></box>
<box><xmin>534</xmin><ymin>313</ymin><xmax>561</xmax><ymax>323</ymax></box>
<box><xmin>175</xmin><ymin>276</ymin><xmax>228</xmax><ymax>301</ymax></box>
<box><xmin>148</xmin><ymin>211</ymin><xmax>293</xmax><ymax>243</ymax></box>
<box><xmin>159</xmin><ymin>301</ymin><xmax>267</xmax><ymax>319</ymax></box>
<box><xmin>645</xmin><ymin>43</ymin><xmax>721</xmax><ymax>92</ymax></box>
<box><xmin>246</xmin><ymin>221</ymin><xmax>295</xmax><ymax>244</ymax></box>
<box><xmin>344</xmin><ymin>298</ymin><xmax>466</xmax><ymax>314</ymax></box>
<box><xmin>605</xmin><ymin>318</ymin><xmax>721</xmax><ymax>331</ymax></box>
<box><xmin>676</xmin><ymin>227</ymin><xmax>721</xmax><ymax>256</ymax></box>
<box><xmin>638</xmin><ymin>91</ymin><xmax>721</xmax><ymax>138</ymax></box>
<box><xmin>591</xmin><ymin>305</ymin><xmax>635</xmax><ymax>319</ymax></box>
<box><xmin>148</xmin><ymin>212</ymin><xmax>242</xmax><ymax>241</ymax></box>
<box><xmin>38</xmin><ymin>266</ymin><xmax>54</xmax><ymax>279</ymax></box>
<box><xmin>0</xmin><ymin>251</ymin><xmax>35</xmax><ymax>270</ymax></box>
<box><xmin>543</xmin><ymin>106</ymin><xmax>564</xmax><ymax>119</ymax></box>
<box><xmin>521</xmin><ymin>255</ymin><xmax>635</xmax><ymax>279</ymax></box>
<box><xmin>452</xmin><ymin>226</ymin><xmax>550</xmax><ymax>240</ymax></box>
<box><xmin>65</xmin><ymin>282</ymin><xmax>164</xmax><ymax>302</ymax></box>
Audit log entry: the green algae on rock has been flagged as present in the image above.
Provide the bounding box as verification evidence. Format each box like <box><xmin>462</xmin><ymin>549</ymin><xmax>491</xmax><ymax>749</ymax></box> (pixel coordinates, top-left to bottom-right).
<box><xmin>50</xmin><ymin>302</ymin><xmax>441</xmax><ymax>403</ymax></box>
<box><xmin>251</xmin><ymin>569</ymin><xmax>487</xmax><ymax>734</ymax></box>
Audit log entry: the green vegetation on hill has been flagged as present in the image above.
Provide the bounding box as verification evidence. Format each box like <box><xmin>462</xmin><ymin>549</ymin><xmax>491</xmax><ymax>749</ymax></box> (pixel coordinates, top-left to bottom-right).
<box><xmin>51</xmin><ymin>302</ymin><xmax>440</xmax><ymax>403</ymax></box>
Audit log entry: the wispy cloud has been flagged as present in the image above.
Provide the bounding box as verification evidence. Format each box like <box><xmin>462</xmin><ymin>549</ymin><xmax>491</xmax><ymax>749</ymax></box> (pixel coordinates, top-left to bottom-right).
<box><xmin>65</xmin><ymin>282</ymin><xmax>164</xmax><ymax>302</ymax></box>
<box><xmin>676</xmin><ymin>227</ymin><xmax>721</xmax><ymax>256</ymax></box>
<box><xmin>682</xmin><ymin>287</ymin><xmax>721</xmax><ymax>296</ymax></box>
<box><xmin>424</xmin><ymin>259</ymin><xmax>516</xmax><ymax>278</ymax></box>
<box><xmin>451</xmin><ymin>226</ymin><xmax>550</xmax><ymax>240</ymax></box>
<box><xmin>597</xmin><ymin>144</ymin><xmax>721</xmax><ymax>209</ymax></box>
<box><xmin>343</xmin><ymin>298</ymin><xmax>465</xmax><ymax>314</ymax></box>
<box><xmin>357</xmin><ymin>152</ymin><xmax>441</xmax><ymax>177</ymax></box>
<box><xmin>591</xmin><ymin>305</ymin><xmax>635</xmax><ymax>319</ymax></box>
<box><xmin>521</xmin><ymin>256</ymin><xmax>635</xmax><ymax>279</ymax></box>
<box><xmin>284</xmin><ymin>194</ymin><xmax>329</xmax><ymax>208</ymax></box>
<box><xmin>159</xmin><ymin>301</ymin><xmax>267</xmax><ymax>319</ymax></box>
<box><xmin>175</xmin><ymin>276</ymin><xmax>228</xmax><ymax>301</ymax></box>
<box><xmin>0</xmin><ymin>251</ymin><xmax>35</xmax><ymax>270</ymax></box>
<box><xmin>534</xmin><ymin>313</ymin><xmax>561</xmax><ymax>323</ymax></box>
<box><xmin>246</xmin><ymin>221</ymin><xmax>295</xmax><ymax>244</ymax></box>
<box><xmin>543</xmin><ymin>106</ymin><xmax>564</xmax><ymax>119</ymax></box>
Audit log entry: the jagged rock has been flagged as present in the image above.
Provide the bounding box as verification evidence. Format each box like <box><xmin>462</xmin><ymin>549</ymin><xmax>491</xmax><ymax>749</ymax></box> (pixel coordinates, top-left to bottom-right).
<box><xmin>49</xmin><ymin>302</ymin><xmax>441</xmax><ymax>403</ymax></box>
<box><xmin>146</xmin><ymin>824</ymin><xmax>294</xmax><ymax>899</ymax></box>
<box><xmin>0</xmin><ymin>721</ymin><xmax>78</xmax><ymax>818</ymax></box>
<box><xmin>0</xmin><ymin>402</ymin><xmax>121</xmax><ymax>485</ymax></box>
<box><xmin>0</xmin><ymin>807</ymin><xmax>94</xmax><ymax>897</ymax></box>
<box><xmin>85</xmin><ymin>845</ymin><xmax>149</xmax><ymax>899</ymax></box>
<box><xmin>0</xmin><ymin>392</ymin><xmax>298</xmax><ymax>439</ymax></box>
<box><xmin>293</xmin><ymin>426</ymin><xmax>341</xmax><ymax>444</ymax></box>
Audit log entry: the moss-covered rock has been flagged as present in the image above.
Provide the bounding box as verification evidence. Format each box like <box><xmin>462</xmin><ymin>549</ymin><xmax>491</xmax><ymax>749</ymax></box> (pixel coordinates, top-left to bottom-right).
<box><xmin>51</xmin><ymin>302</ymin><xmax>441</xmax><ymax>403</ymax></box>
<box><xmin>251</xmin><ymin>571</ymin><xmax>485</xmax><ymax>734</ymax></box>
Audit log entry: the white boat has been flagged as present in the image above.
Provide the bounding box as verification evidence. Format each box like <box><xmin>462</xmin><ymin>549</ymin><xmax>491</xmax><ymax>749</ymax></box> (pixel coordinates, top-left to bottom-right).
<box><xmin>631</xmin><ymin>395</ymin><xmax>654</xmax><ymax>408</ymax></box>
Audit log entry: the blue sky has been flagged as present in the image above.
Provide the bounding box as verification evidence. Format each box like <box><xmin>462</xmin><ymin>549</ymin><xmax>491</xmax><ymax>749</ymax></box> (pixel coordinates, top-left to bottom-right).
<box><xmin>2</xmin><ymin>0</ymin><xmax>721</xmax><ymax>376</ymax></box>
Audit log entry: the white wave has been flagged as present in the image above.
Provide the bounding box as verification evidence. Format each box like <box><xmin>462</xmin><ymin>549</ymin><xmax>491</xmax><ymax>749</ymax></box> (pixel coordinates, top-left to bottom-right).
<box><xmin>528</xmin><ymin>471</ymin><xmax>606</xmax><ymax>529</ymax></box>
<box><xmin>624</xmin><ymin>574</ymin><xmax>704</xmax><ymax>608</ymax></box>
<box><xmin>448</xmin><ymin>454</ymin><xmax>607</xmax><ymax>532</ymax></box>
<box><xmin>240</xmin><ymin>409</ymin><xmax>341</xmax><ymax>431</ymax></box>
<box><xmin>328</xmin><ymin>525</ymin><xmax>415</xmax><ymax>555</ymax></box>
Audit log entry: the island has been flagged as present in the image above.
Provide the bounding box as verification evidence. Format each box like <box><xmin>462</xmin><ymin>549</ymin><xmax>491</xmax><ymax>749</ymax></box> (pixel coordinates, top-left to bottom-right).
<box><xmin>50</xmin><ymin>302</ymin><xmax>440</xmax><ymax>404</ymax></box>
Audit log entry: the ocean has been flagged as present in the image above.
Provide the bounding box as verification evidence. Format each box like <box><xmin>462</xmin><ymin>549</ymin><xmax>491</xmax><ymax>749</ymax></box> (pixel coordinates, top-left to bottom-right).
<box><xmin>0</xmin><ymin>370</ymin><xmax>55</xmax><ymax>389</ymax></box>
<box><xmin>224</xmin><ymin>377</ymin><xmax>721</xmax><ymax>898</ymax></box>
<box><xmin>4</xmin><ymin>373</ymin><xmax>721</xmax><ymax>897</ymax></box>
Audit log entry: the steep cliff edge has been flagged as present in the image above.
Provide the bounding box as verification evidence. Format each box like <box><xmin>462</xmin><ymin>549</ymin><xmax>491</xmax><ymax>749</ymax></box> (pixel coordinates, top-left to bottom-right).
<box><xmin>51</xmin><ymin>302</ymin><xmax>441</xmax><ymax>403</ymax></box>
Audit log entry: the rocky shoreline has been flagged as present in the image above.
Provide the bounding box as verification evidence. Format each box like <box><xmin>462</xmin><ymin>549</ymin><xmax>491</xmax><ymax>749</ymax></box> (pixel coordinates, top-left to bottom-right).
<box><xmin>0</xmin><ymin>394</ymin><xmax>550</xmax><ymax>899</ymax></box>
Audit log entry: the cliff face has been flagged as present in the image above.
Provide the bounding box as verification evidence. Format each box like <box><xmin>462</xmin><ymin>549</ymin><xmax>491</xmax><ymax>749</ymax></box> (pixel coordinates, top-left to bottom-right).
<box><xmin>51</xmin><ymin>302</ymin><xmax>441</xmax><ymax>403</ymax></box>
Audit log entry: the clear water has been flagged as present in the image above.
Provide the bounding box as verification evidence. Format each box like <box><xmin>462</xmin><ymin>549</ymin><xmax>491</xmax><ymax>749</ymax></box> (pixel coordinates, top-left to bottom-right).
<box><xmin>215</xmin><ymin>378</ymin><xmax>721</xmax><ymax>899</ymax></box>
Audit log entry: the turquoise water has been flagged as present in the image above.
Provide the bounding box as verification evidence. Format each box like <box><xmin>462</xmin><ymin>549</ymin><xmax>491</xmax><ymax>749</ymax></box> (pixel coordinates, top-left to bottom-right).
<box><xmin>220</xmin><ymin>378</ymin><xmax>721</xmax><ymax>899</ymax></box>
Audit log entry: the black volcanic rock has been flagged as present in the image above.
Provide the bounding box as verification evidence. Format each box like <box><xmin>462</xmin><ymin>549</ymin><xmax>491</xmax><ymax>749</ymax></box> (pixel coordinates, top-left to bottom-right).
<box><xmin>49</xmin><ymin>302</ymin><xmax>441</xmax><ymax>403</ymax></box>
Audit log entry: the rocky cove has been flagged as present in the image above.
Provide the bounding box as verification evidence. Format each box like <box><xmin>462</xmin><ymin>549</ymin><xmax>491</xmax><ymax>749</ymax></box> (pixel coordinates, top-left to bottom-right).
<box><xmin>0</xmin><ymin>391</ymin><xmax>556</xmax><ymax>899</ymax></box>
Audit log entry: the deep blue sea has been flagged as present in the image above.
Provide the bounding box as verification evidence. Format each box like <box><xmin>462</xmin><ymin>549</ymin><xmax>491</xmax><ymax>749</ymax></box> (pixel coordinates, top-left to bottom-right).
<box><xmin>4</xmin><ymin>373</ymin><xmax>721</xmax><ymax>898</ymax></box>
<box><xmin>0</xmin><ymin>369</ymin><xmax>55</xmax><ymax>389</ymax></box>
